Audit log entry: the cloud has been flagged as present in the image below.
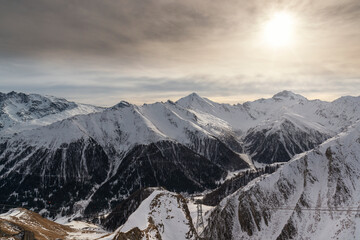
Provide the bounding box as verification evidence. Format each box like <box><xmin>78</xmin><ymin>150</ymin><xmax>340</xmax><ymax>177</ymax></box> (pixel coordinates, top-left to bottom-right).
<box><xmin>0</xmin><ymin>0</ymin><xmax>244</xmax><ymax>59</ymax></box>
<box><xmin>0</xmin><ymin>0</ymin><xmax>359</xmax><ymax>104</ymax></box>
<box><xmin>1</xmin><ymin>0</ymin><xmax>359</xmax><ymax>65</ymax></box>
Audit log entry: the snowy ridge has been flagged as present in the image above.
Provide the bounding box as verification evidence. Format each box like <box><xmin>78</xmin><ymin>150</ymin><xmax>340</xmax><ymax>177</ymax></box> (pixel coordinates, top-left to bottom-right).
<box><xmin>3</xmin><ymin>98</ymin><xmax>223</xmax><ymax>154</ymax></box>
<box><xmin>177</xmin><ymin>92</ymin><xmax>251</xmax><ymax>132</ymax></box>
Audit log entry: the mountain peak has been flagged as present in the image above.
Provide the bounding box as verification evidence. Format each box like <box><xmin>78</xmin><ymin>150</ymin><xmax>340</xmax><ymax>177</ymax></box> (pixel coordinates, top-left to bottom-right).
<box><xmin>6</xmin><ymin>90</ymin><xmax>18</xmax><ymax>96</ymax></box>
<box><xmin>176</xmin><ymin>92</ymin><xmax>206</xmax><ymax>105</ymax></box>
<box><xmin>188</xmin><ymin>92</ymin><xmax>201</xmax><ymax>97</ymax></box>
<box><xmin>272</xmin><ymin>90</ymin><xmax>307</xmax><ymax>101</ymax></box>
<box><xmin>0</xmin><ymin>91</ymin><xmax>27</xmax><ymax>101</ymax></box>
<box><xmin>183</xmin><ymin>92</ymin><xmax>202</xmax><ymax>100</ymax></box>
<box><xmin>112</xmin><ymin>100</ymin><xmax>132</xmax><ymax>109</ymax></box>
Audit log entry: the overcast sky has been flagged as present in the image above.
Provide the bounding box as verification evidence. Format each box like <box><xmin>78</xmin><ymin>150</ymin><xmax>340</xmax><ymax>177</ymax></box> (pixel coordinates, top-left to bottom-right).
<box><xmin>0</xmin><ymin>0</ymin><xmax>359</xmax><ymax>106</ymax></box>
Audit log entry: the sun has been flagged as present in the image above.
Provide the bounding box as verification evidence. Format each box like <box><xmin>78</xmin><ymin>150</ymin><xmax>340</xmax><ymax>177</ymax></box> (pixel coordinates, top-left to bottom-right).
<box><xmin>263</xmin><ymin>12</ymin><xmax>296</xmax><ymax>48</ymax></box>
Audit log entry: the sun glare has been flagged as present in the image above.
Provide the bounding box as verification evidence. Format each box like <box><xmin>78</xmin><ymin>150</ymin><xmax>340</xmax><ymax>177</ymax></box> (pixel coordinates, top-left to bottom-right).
<box><xmin>263</xmin><ymin>12</ymin><xmax>296</xmax><ymax>48</ymax></box>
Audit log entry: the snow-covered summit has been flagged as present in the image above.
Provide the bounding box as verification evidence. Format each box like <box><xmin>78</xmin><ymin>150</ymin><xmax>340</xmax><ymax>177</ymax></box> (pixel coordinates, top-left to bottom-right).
<box><xmin>177</xmin><ymin>92</ymin><xmax>202</xmax><ymax>102</ymax></box>
<box><xmin>176</xmin><ymin>92</ymin><xmax>217</xmax><ymax>109</ymax></box>
<box><xmin>272</xmin><ymin>90</ymin><xmax>307</xmax><ymax>101</ymax></box>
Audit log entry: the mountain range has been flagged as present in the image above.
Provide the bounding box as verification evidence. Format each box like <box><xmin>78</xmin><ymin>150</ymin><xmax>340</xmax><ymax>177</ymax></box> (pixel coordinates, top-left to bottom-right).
<box><xmin>1</xmin><ymin>90</ymin><xmax>360</xmax><ymax>239</ymax></box>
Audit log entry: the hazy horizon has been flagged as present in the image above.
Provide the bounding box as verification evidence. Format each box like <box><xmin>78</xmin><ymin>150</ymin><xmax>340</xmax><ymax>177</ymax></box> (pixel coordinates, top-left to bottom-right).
<box><xmin>1</xmin><ymin>0</ymin><xmax>359</xmax><ymax>106</ymax></box>
<box><xmin>2</xmin><ymin>89</ymin><xmax>358</xmax><ymax>107</ymax></box>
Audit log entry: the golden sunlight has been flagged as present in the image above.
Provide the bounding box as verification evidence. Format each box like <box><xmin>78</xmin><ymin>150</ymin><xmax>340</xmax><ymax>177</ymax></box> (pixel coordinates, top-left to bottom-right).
<box><xmin>263</xmin><ymin>12</ymin><xmax>296</xmax><ymax>48</ymax></box>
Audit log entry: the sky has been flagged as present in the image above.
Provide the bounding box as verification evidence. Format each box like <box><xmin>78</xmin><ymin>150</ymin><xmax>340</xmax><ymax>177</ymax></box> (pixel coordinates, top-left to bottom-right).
<box><xmin>0</xmin><ymin>0</ymin><xmax>359</xmax><ymax>106</ymax></box>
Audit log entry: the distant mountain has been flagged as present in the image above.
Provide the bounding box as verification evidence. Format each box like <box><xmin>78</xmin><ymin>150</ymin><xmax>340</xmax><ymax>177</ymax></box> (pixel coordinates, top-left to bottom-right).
<box><xmin>204</xmin><ymin>121</ymin><xmax>360</xmax><ymax>239</ymax></box>
<box><xmin>0</xmin><ymin>91</ymin><xmax>103</xmax><ymax>137</ymax></box>
<box><xmin>177</xmin><ymin>90</ymin><xmax>360</xmax><ymax>163</ymax></box>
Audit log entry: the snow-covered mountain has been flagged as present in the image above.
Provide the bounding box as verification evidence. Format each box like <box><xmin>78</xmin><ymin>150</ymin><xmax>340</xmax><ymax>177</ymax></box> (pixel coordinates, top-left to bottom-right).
<box><xmin>204</xmin><ymin>121</ymin><xmax>360</xmax><ymax>239</ymax></box>
<box><xmin>177</xmin><ymin>91</ymin><xmax>360</xmax><ymax>164</ymax></box>
<box><xmin>0</xmin><ymin>91</ymin><xmax>103</xmax><ymax>137</ymax></box>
